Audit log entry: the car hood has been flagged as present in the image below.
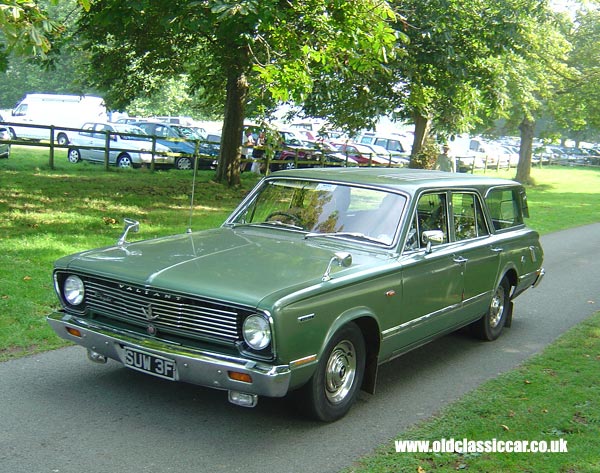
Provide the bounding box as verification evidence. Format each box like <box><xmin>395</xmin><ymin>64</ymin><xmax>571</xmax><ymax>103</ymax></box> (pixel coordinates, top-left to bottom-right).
<box><xmin>56</xmin><ymin>227</ymin><xmax>390</xmax><ymax>308</ymax></box>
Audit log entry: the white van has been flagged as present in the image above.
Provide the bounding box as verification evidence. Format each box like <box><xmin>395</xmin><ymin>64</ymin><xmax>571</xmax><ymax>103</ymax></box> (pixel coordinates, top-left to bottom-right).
<box><xmin>9</xmin><ymin>94</ymin><xmax>107</xmax><ymax>144</ymax></box>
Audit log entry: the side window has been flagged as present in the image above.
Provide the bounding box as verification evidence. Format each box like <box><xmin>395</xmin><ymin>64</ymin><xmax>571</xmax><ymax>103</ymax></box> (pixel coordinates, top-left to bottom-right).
<box><xmin>452</xmin><ymin>193</ymin><xmax>489</xmax><ymax>241</ymax></box>
<box><xmin>155</xmin><ymin>125</ymin><xmax>169</xmax><ymax>138</ymax></box>
<box><xmin>416</xmin><ymin>193</ymin><xmax>448</xmax><ymax>247</ymax></box>
<box><xmin>92</xmin><ymin>124</ymin><xmax>109</xmax><ymax>139</ymax></box>
<box><xmin>80</xmin><ymin>123</ymin><xmax>94</xmax><ymax>137</ymax></box>
<box><xmin>388</xmin><ymin>140</ymin><xmax>404</xmax><ymax>152</ymax></box>
<box><xmin>485</xmin><ymin>187</ymin><xmax>525</xmax><ymax>230</ymax></box>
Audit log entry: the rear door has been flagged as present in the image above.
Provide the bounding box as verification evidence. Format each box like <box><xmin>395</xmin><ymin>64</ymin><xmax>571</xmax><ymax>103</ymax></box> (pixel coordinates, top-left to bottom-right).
<box><xmin>449</xmin><ymin>192</ymin><xmax>499</xmax><ymax>320</ymax></box>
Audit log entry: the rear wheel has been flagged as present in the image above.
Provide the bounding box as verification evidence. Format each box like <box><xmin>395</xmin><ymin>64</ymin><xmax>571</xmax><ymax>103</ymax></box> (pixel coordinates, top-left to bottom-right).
<box><xmin>473</xmin><ymin>277</ymin><xmax>511</xmax><ymax>341</ymax></box>
<box><xmin>57</xmin><ymin>133</ymin><xmax>69</xmax><ymax>146</ymax></box>
<box><xmin>300</xmin><ymin>322</ymin><xmax>365</xmax><ymax>422</ymax></box>
<box><xmin>67</xmin><ymin>148</ymin><xmax>81</xmax><ymax>163</ymax></box>
<box><xmin>117</xmin><ymin>153</ymin><xmax>134</xmax><ymax>168</ymax></box>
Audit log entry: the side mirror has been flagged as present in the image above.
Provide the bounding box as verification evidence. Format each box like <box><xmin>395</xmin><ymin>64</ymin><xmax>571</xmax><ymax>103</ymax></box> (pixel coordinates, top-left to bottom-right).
<box><xmin>117</xmin><ymin>218</ymin><xmax>140</xmax><ymax>246</ymax></box>
<box><xmin>322</xmin><ymin>252</ymin><xmax>352</xmax><ymax>281</ymax></box>
<box><xmin>422</xmin><ymin>230</ymin><xmax>445</xmax><ymax>253</ymax></box>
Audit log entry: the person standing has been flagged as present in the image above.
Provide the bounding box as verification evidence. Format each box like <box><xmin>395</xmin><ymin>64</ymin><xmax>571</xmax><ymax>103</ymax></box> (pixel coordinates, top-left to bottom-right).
<box><xmin>436</xmin><ymin>144</ymin><xmax>456</xmax><ymax>172</ymax></box>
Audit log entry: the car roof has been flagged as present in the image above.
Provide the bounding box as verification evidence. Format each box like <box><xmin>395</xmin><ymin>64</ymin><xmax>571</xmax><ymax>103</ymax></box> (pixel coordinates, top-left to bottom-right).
<box><xmin>269</xmin><ymin>167</ymin><xmax>521</xmax><ymax>195</ymax></box>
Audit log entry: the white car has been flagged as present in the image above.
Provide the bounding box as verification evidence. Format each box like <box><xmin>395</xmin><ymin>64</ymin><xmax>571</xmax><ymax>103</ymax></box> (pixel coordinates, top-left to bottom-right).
<box><xmin>67</xmin><ymin>122</ymin><xmax>172</xmax><ymax>168</ymax></box>
<box><xmin>0</xmin><ymin>114</ymin><xmax>11</xmax><ymax>159</ymax></box>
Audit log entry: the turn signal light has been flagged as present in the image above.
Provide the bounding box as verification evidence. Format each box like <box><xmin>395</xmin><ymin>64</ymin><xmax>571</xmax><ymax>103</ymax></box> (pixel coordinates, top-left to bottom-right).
<box><xmin>228</xmin><ymin>371</ymin><xmax>252</xmax><ymax>383</ymax></box>
<box><xmin>66</xmin><ymin>327</ymin><xmax>82</xmax><ymax>337</ymax></box>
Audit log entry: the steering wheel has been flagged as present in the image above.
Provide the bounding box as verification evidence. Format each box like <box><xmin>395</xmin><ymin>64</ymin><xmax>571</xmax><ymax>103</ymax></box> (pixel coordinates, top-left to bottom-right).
<box><xmin>265</xmin><ymin>211</ymin><xmax>304</xmax><ymax>227</ymax></box>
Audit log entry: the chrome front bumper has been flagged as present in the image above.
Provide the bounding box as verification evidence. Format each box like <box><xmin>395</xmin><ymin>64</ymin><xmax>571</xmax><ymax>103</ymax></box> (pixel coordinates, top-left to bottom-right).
<box><xmin>47</xmin><ymin>311</ymin><xmax>291</xmax><ymax>398</ymax></box>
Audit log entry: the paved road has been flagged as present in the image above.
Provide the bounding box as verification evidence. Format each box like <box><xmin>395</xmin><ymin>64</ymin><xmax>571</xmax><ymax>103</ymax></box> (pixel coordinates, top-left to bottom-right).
<box><xmin>1</xmin><ymin>223</ymin><xmax>599</xmax><ymax>473</ymax></box>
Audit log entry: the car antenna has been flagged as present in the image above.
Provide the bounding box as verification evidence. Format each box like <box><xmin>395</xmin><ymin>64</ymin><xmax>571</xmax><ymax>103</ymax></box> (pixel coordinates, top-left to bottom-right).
<box><xmin>187</xmin><ymin>142</ymin><xmax>200</xmax><ymax>233</ymax></box>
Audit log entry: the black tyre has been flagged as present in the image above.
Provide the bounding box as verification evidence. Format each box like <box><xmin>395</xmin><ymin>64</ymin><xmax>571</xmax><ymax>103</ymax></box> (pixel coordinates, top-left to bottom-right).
<box><xmin>67</xmin><ymin>148</ymin><xmax>81</xmax><ymax>163</ymax></box>
<box><xmin>301</xmin><ymin>322</ymin><xmax>365</xmax><ymax>422</ymax></box>
<box><xmin>57</xmin><ymin>133</ymin><xmax>69</xmax><ymax>146</ymax></box>
<box><xmin>175</xmin><ymin>156</ymin><xmax>194</xmax><ymax>170</ymax></box>
<box><xmin>117</xmin><ymin>153</ymin><xmax>134</xmax><ymax>168</ymax></box>
<box><xmin>473</xmin><ymin>277</ymin><xmax>511</xmax><ymax>341</ymax></box>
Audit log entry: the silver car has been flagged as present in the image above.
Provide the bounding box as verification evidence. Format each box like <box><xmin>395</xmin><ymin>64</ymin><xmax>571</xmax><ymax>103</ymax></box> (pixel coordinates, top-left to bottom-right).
<box><xmin>67</xmin><ymin>122</ymin><xmax>172</xmax><ymax>168</ymax></box>
<box><xmin>0</xmin><ymin>114</ymin><xmax>11</xmax><ymax>159</ymax></box>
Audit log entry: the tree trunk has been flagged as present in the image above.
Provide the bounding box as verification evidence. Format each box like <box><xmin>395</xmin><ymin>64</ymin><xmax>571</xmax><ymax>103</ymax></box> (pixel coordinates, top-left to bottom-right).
<box><xmin>515</xmin><ymin>116</ymin><xmax>535</xmax><ymax>185</ymax></box>
<box><xmin>409</xmin><ymin>112</ymin><xmax>431</xmax><ymax>169</ymax></box>
<box><xmin>215</xmin><ymin>68</ymin><xmax>249</xmax><ymax>186</ymax></box>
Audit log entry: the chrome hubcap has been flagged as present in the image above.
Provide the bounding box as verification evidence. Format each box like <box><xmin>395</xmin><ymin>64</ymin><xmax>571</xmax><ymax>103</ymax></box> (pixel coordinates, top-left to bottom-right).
<box><xmin>325</xmin><ymin>340</ymin><xmax>356</xmax><ymax>404</ymax></box>
<box><xmin>489</xmin><ymin>285</ymin><xmax>505</xmax><ymax>328</ymax></box>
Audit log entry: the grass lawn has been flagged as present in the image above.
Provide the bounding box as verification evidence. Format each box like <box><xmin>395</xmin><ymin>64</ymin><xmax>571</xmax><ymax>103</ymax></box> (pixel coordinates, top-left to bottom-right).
<box><xmin>345</xmin><ymin>311</ymin><xmax>600</xmax><ymax>473</ymax></box>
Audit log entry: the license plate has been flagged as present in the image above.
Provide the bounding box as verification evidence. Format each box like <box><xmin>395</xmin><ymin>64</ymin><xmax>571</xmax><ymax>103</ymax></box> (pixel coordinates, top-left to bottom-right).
<box><xmin>122</xmin><ymin>346</ymin><xmax>176</xmax><ymax>381</ymax></box>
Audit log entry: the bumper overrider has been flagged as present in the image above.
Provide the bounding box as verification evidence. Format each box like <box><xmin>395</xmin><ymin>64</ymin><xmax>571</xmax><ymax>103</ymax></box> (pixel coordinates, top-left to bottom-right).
<box><xmin>47</xmin><ymin>311</ymin><xmax>291</xmax><ymax>407</ymax></box>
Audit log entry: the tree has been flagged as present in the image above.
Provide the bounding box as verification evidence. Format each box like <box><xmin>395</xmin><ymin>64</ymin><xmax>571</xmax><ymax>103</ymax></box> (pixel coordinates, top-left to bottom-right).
<box><xmin>0</xmin><ymin>0</ymin><xmax>90</xmax><ymax>69</ymax></box>
<box><xmin>376</xmin><ymin>0</ymin><xmax>561</xmax><ymax>168</ymax></box>
<box><xmin>496</xmin><ymin>8</ymin><xmax>572</xmax><ymax>184</ymax></box>
<box><xmin>75</xmin><ymin>0</ymin><xmax>400</xmax><ymax>186</ymax></box>
<box><xmin>548</xmin><ymin>5</ymin><xmax>600</xmax><ymax>144</ymax></box>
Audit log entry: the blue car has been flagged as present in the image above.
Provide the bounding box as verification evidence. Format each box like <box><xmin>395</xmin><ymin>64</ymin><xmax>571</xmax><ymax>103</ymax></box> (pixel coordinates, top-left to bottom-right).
<box><xmin>132</xmin><ymin>121</ymin><xmax>216</xmax><ymax>170</ymax></box>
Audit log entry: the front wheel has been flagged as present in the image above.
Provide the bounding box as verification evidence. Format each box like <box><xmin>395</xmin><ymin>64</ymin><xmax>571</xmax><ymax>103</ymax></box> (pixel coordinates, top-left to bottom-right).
<box><xmin>473</xmin><ymin>278</ymin><xmax>511</xmax><ymax>341</ymax></box>
<box><xmin>301</xmin><ymin>322</ymin><xmax>365</xmax><ymax>422</ymax></box>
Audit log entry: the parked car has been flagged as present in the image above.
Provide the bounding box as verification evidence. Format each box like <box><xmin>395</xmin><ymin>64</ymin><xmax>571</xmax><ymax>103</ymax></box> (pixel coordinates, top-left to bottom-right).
<box><xmin>0</xmin><ymin>114</ymin><xmax>11</xmax><ymax>159</ymax></box>
<box><xmin>47</xmin><ymin>168</ymin><xmax>544</xmax><ymax>421</ymax></box>
<box><xmin>132</xmin><ymin>121</ymin><xmax>215</xmax><ymax>170</ymax></box>
<box><xmin>358</xmin><ymin>131</ymin><xmax>412</xmax><ymax>156</ymax></box>
<box><xmin>270</xmin><ymin>140</ymin><xmax>359</xmax><ymax>170</ymax></box>
<box><xmin>333</xmin><ymin>141</ymin><xmax>394</xmax><ymax>166</ymax></box>
<box><xmin>67</xmin><ymin>122</ymin><xmax>172</xmax><ymax>168</ymax></box>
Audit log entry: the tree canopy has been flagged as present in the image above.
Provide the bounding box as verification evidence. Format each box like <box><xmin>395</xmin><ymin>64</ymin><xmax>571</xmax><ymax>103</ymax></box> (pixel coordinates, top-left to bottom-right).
<box><xmin>2</xmin><ymin>0</ymin><xmax>600</xmax><ymax>186</ymax></box>
<box><xmin>74</xmin><ymin>0</ymin><xmax>401</xmax><ymax>185</ymax></box>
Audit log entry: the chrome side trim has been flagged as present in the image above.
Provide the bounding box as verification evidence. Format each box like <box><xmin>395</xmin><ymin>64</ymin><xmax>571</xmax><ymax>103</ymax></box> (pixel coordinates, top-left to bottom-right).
<box><xmin>381</xmin><ymin>291</ymin><xmax>490</xmax><ymax>340</ymax></box>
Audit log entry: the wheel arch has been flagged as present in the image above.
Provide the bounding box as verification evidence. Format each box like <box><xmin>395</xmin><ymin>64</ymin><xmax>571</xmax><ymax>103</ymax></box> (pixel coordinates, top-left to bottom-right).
<box><xmin>320</xmin><ymin>309</ymin><xmax>381</xmax><ymax>395</ymax></box>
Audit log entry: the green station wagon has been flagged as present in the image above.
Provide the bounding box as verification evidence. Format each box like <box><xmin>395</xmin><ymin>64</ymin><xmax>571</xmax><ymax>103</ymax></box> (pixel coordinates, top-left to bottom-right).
<box><xmin>47</xmin><ymin>168</ymin><xmax>544</xmax><ymax>421</ymax></box>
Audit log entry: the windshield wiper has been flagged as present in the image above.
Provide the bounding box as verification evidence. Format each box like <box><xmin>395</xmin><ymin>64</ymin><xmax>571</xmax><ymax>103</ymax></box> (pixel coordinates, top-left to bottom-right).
<box><xmin>304</xmin><ymin>231</ymin><xmax>383</xmax><ymax>244</ymax></box>
<box><xmin>230</xmin><ymin>221</ymin><xmax>304</xmax><ymax>230</ymax></box>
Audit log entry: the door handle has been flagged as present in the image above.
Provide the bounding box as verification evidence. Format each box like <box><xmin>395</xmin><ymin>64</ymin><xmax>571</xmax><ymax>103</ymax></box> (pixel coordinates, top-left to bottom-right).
<box><xmin>490</xmin><ymin>247</ymin><xmax>503</xmax><ymax>253</ymax></box>
<box><xmin>453</xmin><ymin>256</ymin><xmax>468</xmax><ymax>264</ymax></box>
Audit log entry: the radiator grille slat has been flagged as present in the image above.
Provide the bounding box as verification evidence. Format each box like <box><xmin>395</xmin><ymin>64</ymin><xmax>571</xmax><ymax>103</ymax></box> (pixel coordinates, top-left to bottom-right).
<box><xmin>83</xmin><ymin>278</ymin><xmax>251</xmax><ymax>344</ymax></box>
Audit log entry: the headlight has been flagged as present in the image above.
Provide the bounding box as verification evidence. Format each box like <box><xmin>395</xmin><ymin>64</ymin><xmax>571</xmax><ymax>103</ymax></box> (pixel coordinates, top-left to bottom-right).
<box><xmin>64</xmin><ymin>275</ymin><xmax>85</xmax><ymax>305</ymax></box>
<box><xmin>243</xmin><ymin>314</ymin><xmax>271</xmax><ymax>350</ymax></box>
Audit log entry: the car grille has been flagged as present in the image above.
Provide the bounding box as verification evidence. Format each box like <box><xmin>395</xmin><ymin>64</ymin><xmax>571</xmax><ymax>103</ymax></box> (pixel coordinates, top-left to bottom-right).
<box><xmin>82</xmin><ymin>277</ymin><xmax>252</xmax><ymax>345</ymax></box>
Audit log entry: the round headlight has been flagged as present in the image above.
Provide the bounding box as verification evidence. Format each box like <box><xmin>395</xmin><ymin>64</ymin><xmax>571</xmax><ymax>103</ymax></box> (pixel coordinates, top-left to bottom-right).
<box><xmin>243</xmin><ymin>315</ymin><xmax>271</xmax><ymax>350</ymax></box>
<box><xmin>64</xmin><ymin>275</ymin><xmax>85</xmax><ymax>306</ymax></box>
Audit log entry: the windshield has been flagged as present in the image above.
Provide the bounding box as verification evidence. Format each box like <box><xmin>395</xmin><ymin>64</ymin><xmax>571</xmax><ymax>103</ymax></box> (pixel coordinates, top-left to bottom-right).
<box><xmin>230</xmin><ymin>179</ymin><xmax>407</xmax><ymax>245</ymax></box>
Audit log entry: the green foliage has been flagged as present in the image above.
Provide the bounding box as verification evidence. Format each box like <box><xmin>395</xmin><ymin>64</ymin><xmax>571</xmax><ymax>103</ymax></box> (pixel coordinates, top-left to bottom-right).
<box><xmin>74</xmin><ymin>0</ymin><xmax>401</xmax><ymax>185</ymax></box>
<box><xmin>409</xmin><ymin>137</ymin><xmax>439</xmax><ymax>170</ymax></box>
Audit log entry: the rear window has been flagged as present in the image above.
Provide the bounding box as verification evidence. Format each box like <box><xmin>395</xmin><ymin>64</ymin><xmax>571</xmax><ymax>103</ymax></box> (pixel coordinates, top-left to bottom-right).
<box><xmin>485</xmin><ymin>187</ymin><xmax>526</xmax><ymax>230</ymax></box>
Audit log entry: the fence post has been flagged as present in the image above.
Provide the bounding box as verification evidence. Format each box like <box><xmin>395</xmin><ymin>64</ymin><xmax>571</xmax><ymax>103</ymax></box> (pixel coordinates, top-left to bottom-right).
<box><xmin>151</xmin><ymin>137</ymin><xmax>157</xmax><ymax>171</ymax></box>
<box><xmin>49</xmin><ymin>125</ymin><xmax>55</xmax><ymax>170</ymax></box>
<box><xmin>104</xmin><ymin>130</ymin><xmax>110</xmax><ymax>171</ymax></box>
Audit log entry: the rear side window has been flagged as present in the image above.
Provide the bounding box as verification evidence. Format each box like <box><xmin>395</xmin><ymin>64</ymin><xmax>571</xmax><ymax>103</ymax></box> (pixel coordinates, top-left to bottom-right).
<box><xmin>485</xmin><ymin>187</ymin><xmax>525</xmax><ymax>230</ymax></box>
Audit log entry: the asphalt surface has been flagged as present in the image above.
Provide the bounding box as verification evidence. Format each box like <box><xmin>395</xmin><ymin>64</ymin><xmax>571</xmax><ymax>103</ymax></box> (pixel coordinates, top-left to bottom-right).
<box><xmin>1</xmin><ymin>223</ymin><xmax>599</xmax><ymax>473</ymax></box>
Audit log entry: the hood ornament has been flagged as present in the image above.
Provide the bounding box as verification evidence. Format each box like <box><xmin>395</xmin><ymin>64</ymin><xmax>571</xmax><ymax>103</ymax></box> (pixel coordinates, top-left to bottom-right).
<box><xmin>142</xmin><ymin>303</ymin><xmax>159</xmax><ymax>321</ymax></box>
<box><xmin>117</xmin><ymin>218</ymin><xmax>140</xmax><ymax>246</ymax></box>
<box><xmin>322</xmin><ymin>252</ymin><xmax>353</xmax><ymax>282</ymax></box>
